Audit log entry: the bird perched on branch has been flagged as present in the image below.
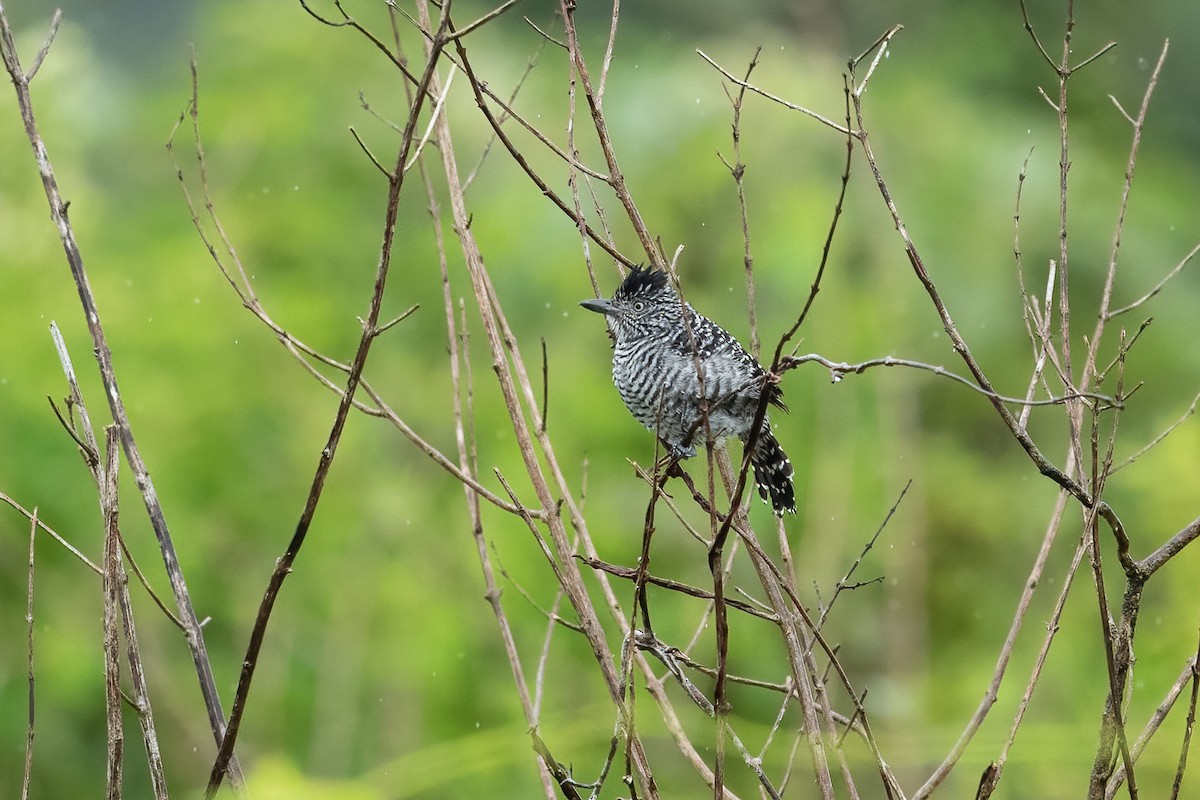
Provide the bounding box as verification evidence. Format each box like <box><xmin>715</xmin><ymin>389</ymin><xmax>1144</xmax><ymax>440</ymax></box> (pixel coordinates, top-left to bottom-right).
<box><xmin>581</xmin><ymin>266</ymin><xmax>795</xmax><ymax>515</ymax></box>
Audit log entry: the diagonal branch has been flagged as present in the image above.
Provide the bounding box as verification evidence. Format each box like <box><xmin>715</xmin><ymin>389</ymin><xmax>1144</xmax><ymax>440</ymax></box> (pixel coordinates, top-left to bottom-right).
<box><xmin>204</xmin><ymin>5</ymin><xmax>456</xmax><ymax>794</ymax></box>
<box><xmin>848</xmin><ymin>29</ymin><xmax>1091</xmax><ymax>511</ymax></box>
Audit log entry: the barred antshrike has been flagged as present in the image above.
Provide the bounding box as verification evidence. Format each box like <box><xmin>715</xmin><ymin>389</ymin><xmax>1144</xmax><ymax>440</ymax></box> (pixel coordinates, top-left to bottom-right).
<box><xmin>581</xmin><ymin>267</ymin><xmax>795</xmax><ymax>515</ymax></box>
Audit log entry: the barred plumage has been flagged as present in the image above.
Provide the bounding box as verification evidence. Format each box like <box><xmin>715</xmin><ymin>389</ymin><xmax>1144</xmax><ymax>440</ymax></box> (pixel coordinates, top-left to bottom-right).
<box><xmin>581</xmin><ymin>267</ymin><xmax>796</xmax><ymax>515</ymax></box>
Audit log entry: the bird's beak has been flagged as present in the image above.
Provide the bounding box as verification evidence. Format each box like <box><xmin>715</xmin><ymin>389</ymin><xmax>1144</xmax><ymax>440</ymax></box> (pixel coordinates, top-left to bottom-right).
<box><xmin>580</xmin><ymin>298</ymin><xmax>614</xmax><ymax>315</ymax></box>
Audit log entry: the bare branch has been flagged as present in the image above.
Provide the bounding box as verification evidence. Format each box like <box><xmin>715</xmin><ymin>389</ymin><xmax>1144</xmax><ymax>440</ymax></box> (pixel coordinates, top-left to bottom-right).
<box><xmin>579</xmin><ymin>556</ymin><xmax>778</xmax><ymax>622</ymax></box>
<box><xmin>100</xmin><ymin>428</ymin><xmax>124</xmax><ymax>800</ymax></box>
<box><xmin>349</xmin><ymin>125</ymin><xmax>391</xmax><ymax>177</ymax></box>
<box><xmin>785</xmin><ymin>352</ymin><xmax>1117</xmax><ymax>408</ymax></box>
<box><xmin>1096</xmin><ymin>39</ymin><xmax>1171</xmax><ymax>326</ymax></box>
<box><xmin>696</xmin><ymin>49</ymin><xmax>852</xmax><ymax>136</ymax></box>
<box><xmin>1106</xmin><ymin>652</ymin><xmax>1200</xmax><ymax>798</ymax></box>
<box><xmin>1137</xmin><ymin>515</ymin><xmax>1200</xmax><ymax>579</ymax></box>
<box><xmin>850</xmin><ymin>23</ymin><xmax>903</xmax><ymax>96</ymax></box>
<box><xmin>524</xmin><ymin>16</ymin><xmax>566</xmax><ymax>50</ymax></box>
<box><xmin>301</xmin><ymin>0</ymin><xmax>420</xmax><ymax>83</ymax></box>
<box><xmin>403</xmin><ymin>62</ymin><xmax>457</xmax><ymax>173</ymax></box>
<box><xmin>1113</xmin><ymin>392</ymin><xmax>1200</xmax><ymax>473</ymax></box>
<box><xmin>1108</xmin><ymin>93</ymin><xmax>1136</xmax><ymax>125</ymax></box>
<box><xmin>1072</xmin><ymin>40</ymin><xmax>1119</xmax><ymax>73</ymax></box>
<box><xmin>2</xmin><ymin>492</ymin><xmax>101</xmax><ymax>573</ymax></box>
<box><xmin>1018</xmin><ymin>0</ymin><xmax>1058</xmax><ymax>71</ymax></box>
<box><xmin>21</xmin><ymin>508</ymin><xmax>36</xmax><ymax>800</ymax></box>
<box><xmin>445</xmin><ymin>0</ymin><xmax>521</xmax><ymax>42</ymax></box>
<box><xmin>1106</xmin><ymin>240</ymin><xmax>1199</xmax><ymax>319</ymax></box>
<box><xmin>849</xmin><ymin>39</ymin><xmax>1092</xmax><ymax>509</ymax></box>
<box><xmin>25</xmin><ymin>8</ymin><xmax>61</xmax><ymax>81</ymax></box>
<box><xmin>816</xmin><ymin>481</ymin><xmax>908</xmax><ymax>630</ymax></box>
<box><xmin>561</xmin><ymin>1</ymin><xmax>660</xmax><ymax>268</ymax></box>
<box><xmin>1169</xmin><ymin>632</ymin><xmax>1200</xmax><ymax>800</ymax></box>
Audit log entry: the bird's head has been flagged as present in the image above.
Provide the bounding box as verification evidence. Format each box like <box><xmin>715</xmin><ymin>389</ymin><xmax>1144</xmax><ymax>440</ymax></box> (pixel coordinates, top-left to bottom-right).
<box><xmin>580</xmin><ymin>267</ymin><xmax>681</xmax><ymax>342</ymax></box>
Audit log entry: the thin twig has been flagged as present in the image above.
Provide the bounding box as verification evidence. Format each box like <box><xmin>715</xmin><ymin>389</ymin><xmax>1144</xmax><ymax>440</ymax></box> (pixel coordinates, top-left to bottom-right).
<box><xmin>784</xmin><ymin>353</ymin><xmax>1117</xmax><ymax>408</ymax></box>
<box><xmin>1</xmin><ymin>492</ymin><xmax>101</xmax><ymax>573</ymax></box>
<box><xmin>349</xmin><ymin>126</ymin><xmax>390</xmax><ymax>177</ymax></box>
<box><xmin>1136</xmin><ymin>515</ymin><xmax>1200</xmax><ymax>580</ymax></box>
<box><xmin>1018</xmin><ymin>0</ymin><xmax>1057</xmax><ymax>70</ymax></box>
<box><xmin>539</xmin><ymin>337</ymin><xmax>549</xmax><ymax>435</ymax></box>
<box><xmin>946</xmin><ymin>488</ymin><xmax>1082</xmax><ymax>799</ymax></box>
<box><xmin>1106</xmin><ymin>240</ymin><xmax>1198</xmax><ymax>319</ymax></box>
<box><xmin>301</xmin><ymin>0</ymin><xmax>420</xmax><ymax>83</ymax></box>
<box><xmin>1095</xmin><ymin>40</ymin><xmax>1171</xmax><ymax>326</ymax></box>
<box><xmin>561</xmin><ymin>0</ymin><xmax>661</xmax><ymax>268</ymax></box>
<box><xmin>696</xmin><ymin>49</ymin><xmax>852</xmax><ymax>136</ymax></box>
<box><xmin>25</xmin><ymin>8</ymin><xmax>61</xmax><ymax>81</ymax></box>
<box><xmin>49</xmin><ymin>320</ymin><xmax>99</xmax><ymax>463</ymax></box>
<box><xmin>1113</xmin><ymin>392</ymin><xmax>1200</xmax><ymax>473</ymax></box>
<box><xmin>718</xmin><ymin>47</ymin><xmax>762</xmax><ymax>357</ymax></box>
<box><xmin>816</xmin><ymin>481</ymin><xmax>908</xmax><ymax>630</ymax></box>
<box><xmin>403</xmin><ymin>62</ymin><xmax>457</xmax><ymax>173</ymax></box>
<box><xmin>462</xmin><ymin>33</ymin><xmax>552</xmax><ymax>192</ymax></box>
<box><xmin>445</xmin><ymin>0</ymin><xmax>521</xmax><ymax>41</ymax></box>
<box><xmin>850</xmin><ymin>24</ymin><xmax>903</xmax><ymax>96</ymax></box>
<box><xmin>450</xmin><ymin>38</ymin><xmax>632</xmax><ymax>267</ymax></box>
<box><xmin>1105</xmin><ymin>652</ymin><xmax>1200</xmax><ymax>798</ymax></box>
<box><xmin>22</xmin><ymin>508</ymin><xmax>36</xmax><ymax>800</ymax></box>
<box><xmin>1012</xmin><ymin>148</ymin><xmax>1051</xmax><ymax>432</ymax></box>
<box><xmin>580</xmin><ymin>557</ymin><xmax>778</xmax><ymax>622</ymax></box>
<box><xmin>1169</xmin><ymin>628</ymin><xmax>1200</xmax><ymax>800</ymax></box>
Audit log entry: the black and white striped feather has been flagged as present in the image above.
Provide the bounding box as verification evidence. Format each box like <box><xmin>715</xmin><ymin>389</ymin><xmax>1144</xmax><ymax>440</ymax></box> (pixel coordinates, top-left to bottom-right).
<box><xmin>582</xmin><ymin>266</ymin><xmax>795</xmax><ymax>515</ymax></box>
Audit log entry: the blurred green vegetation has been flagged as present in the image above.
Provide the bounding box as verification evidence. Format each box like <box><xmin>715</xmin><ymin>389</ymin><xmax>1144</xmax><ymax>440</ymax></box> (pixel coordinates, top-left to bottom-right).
<box><xmin>2</xmin><ymin>1</ymin><xmax>1199</xmax><ymax>797</ymax></box>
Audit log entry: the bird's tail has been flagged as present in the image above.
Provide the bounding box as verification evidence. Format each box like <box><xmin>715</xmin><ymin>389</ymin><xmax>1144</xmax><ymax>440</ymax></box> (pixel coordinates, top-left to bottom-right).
<box><xmin>749</xmin><ymin>426</ymin><xmax>796</xmax><ymax>516</ymax></box>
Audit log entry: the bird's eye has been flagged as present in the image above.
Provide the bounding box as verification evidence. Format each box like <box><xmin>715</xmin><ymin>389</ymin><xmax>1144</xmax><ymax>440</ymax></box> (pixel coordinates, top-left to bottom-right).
<box><xmin>633</xmin><ymin>301</ymin><xmax>646</xmax><ymax>312</ymax></box>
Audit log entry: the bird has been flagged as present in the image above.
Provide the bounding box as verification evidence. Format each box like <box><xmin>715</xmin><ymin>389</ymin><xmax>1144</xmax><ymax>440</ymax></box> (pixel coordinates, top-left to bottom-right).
<box><xmin>580</xmin><ymin>266</ymin><xmax>795</xmax><ymax>515</ymax></box>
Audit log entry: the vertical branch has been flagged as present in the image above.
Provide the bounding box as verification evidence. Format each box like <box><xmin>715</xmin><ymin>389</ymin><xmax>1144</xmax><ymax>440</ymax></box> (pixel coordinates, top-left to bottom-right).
<box><xmin>1051</xmin><ymin>8</ymin><xmax>1076</xmax><ymax>400</ymax></box>
<box><xmin>411</xmin><ymin>49</ymin><xmax>557</xmax><ymax>792</ymax></box>
<box><xmin>707</xmin><ymin>475</ymin><xmax>731</xmax><ymax>800</ymax></box>
<box><xmin>1013</xmin><ymin>149</ymin><xmax>1057</xmax><ymax>433</ymax></box>
<box><xmin>116</xmin><ymin>548</ymin><xmax>171</xmax><ymax>800</ymax></box>
<box><xmin>718</xmin><ymin>47</ymin><xmax>763</xmax><ymax>357</ymax></box>
<box><xmin>1085</xmin><ymin>509</ymin><xmax>1139</xmax><ymax>799</ymax></box>
<box><xmin>1169</xmin><ymin>622</ymin><xmax>1200</xmax><ymax>800</ymax></box>
<box><xmin>449</xmin><ymin>12</ymin><xmax>753</xmax><ymax>793</ymax></box>
<box><xmin>439</xmin><ymin>5</ymin><xmax>669</xmax><ymax>793</ymax></box>
<box><xmin>22</xmin><ymin>508</ymin><xmax>37</xmax><ymax>800</ymax></box>
<box><xmin>100</xmin><ymin>427</ymin><xmax>124</xmax><ymax>800</ymax></box>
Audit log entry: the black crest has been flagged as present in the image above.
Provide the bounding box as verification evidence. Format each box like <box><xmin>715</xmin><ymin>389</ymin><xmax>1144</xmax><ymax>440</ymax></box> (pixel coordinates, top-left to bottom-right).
<box><xmin>614</xmin><ymin>266</ymin><xmax>669</xmax><ymax>301</ymax></box>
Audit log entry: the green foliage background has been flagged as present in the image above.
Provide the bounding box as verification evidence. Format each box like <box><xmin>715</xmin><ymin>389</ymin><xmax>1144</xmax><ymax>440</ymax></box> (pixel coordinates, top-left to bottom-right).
<box><xmin>1</xmin><ymin>1</ymin><xmax>1198</xmax><ymax>797</ymax></box>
